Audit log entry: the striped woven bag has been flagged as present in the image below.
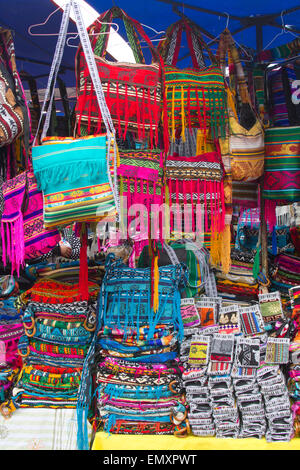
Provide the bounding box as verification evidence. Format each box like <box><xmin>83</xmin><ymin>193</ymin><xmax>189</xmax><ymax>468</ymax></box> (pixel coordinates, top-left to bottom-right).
<box><xmin>157</xmin><ymin>17</ymin><xmax>228</xmax><ymax>141</ymax></box>
<box><xmin>75</xmin><ymin>6</ymin><xmax>168</xmax><ymax>149</ymax></box>
<box><xmin>263</xmin><ymin>126</ymin><xmax>300</xmax><ymax>230</ymax></box>
<box><xmin>217</xmin><ymin>29</ymin><xmax>265</xmax><ymax>182</ymax></box>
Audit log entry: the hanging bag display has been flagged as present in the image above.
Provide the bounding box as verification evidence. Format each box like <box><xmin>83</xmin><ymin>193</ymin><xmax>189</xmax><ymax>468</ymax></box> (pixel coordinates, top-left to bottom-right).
<box><xmin>217</xmin><ymin>29</ymin><xmax>265</xmax><ymax>182</ymax></box>
<box><xmin>31</xmin><ymin>1</ymin><xmax>119</xmax><ymax>228</ymax></box>
<box><xmin>75</xmin><ymin>6</ymin><xmax>168</xmax><ymax>149</ymax></box>
<box><xmin>158</xmin><ymin>17</ymin><xmax>228</xmax><ymax>141</ymax></box>
<box><xmin>0</xmin><ymin>28</ymin><xmax>29</xmax><ymax>149</ymax></box>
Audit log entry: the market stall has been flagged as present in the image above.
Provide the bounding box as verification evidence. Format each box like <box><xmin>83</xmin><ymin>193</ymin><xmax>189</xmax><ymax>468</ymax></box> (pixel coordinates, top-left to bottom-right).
<box><xmin>0</xmin><ymin>0</ymin><xmax>300</xmax><ymax>451</ymax></box>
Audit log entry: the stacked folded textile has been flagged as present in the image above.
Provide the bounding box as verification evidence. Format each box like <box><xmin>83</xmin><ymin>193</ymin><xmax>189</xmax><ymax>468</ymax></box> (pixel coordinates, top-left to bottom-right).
<box><xmin>215</xmin><ymin>250</ymin><xmax>260</xmax><ymax>302</ymax></box>
<box><xmin>5</xmin><ymin>279</ymin><xmax>99</xmax><ymax>413</ymax></box>
<box><xmin>270</xmin><ymin>254</ymin><xmax>300</xmax><ymax>314</ymax></box>
<box><xmin>0</xmin><ymin>297</ymin><xmax>23</xmax><ymax>404</ymax></box>
<box><xmin>180</xmin><ymin>299</ymin><xmax>216</xmax><ymax>436</ymax></box>
<box><xmin>93</xmin><ymin>255</ymin><xmax>188</xmax><ymax>436</ymax></box>
<box><xmin>287</xmin><ymin>286</ymin><xmax>300</xmax><ymax>436</ymax></box>
<box><xmin>257</xmin><ymin>363</ymin><xmax>293</xmax><ymax>442</ymax></box>
<box><xmin>233</xmin><ymin>374</ymin><xmax>266</xmax><ymax>439</ymax></box>
<box><xmin>95</xmin><ymin>354</ymin><xmax>185</xmax><ymax>435</ymax></box>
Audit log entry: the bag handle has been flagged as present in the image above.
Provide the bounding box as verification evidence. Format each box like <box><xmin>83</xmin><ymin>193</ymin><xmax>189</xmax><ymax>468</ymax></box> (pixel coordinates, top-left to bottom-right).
<box><xmin>33</xmin><ymin>0</ymin><xmax>119</xmax><ymax>216</ymax></box>
<box><xmin>90</xmin><ymin>6</ymin><xmax>161</xmax><ymax>67</ymax></box>
<box><xmin>217</xmin><ymin>29</ymin><xmax>251</xmax><ymax>105</ymax></box>
<box><xmin>157</xmin><ymin>18</ymin><xmax>217</xmax><ymax>69</ymax></box>
<box><xmin>34</xmin><ymin>0</ymin><xmax>115</xmax><ymax>145</ymax></box>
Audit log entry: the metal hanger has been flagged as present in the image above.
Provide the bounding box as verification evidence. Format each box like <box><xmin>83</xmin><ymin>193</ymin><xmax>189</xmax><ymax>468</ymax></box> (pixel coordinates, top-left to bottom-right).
<box><xmin>263</xmin><ymin>10</ymin><xmax>299</xmax><ymax>51</ymax></box>
<box><xmin>28</xmin><ymin>5</ymin><xmax>119</xmax><ymax>38</ymax></box>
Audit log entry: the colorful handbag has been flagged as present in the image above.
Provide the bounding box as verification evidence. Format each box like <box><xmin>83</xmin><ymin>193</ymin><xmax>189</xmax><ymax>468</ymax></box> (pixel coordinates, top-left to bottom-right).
<box><xmin>75</xmin><ymin>6</ymin><xmax>167</xmax><ymax>149</ymax></box>
<box><xmin>0</xmin><ymin>28</ymin><xmax>29</xmax><ymax>148</ymax></box>
<box><xmin>1</xmin><ymin>170</ymin><xmax>60</xmax><ymax>275</ymax></box>
<box><xmin>31</xmin><ymin>2</ymin><xmax>119</xmax><ymax>228</ymax></box>
<box><xmin>99</xmin><ymin>254</ymin><xmax>188</xmax><ymax>341</ymax></box>
<box><xmin>217</xmin><ymin>29</ymin><xmax>265</xmax><ymax>182</ymax></box>
<box><xmin>117</xmin><ymin>148</ymin><xmax>164</xmax><ymax>256</ymax></box>
<box><xmin>165</xmin><ymin>146</ymin><xmax>225</xmax><ymax>244</ymax></box>
<box><xmin>158</xmin><ymin>17</ymin><xmax>228</xmax><ymax>141</ymax></box>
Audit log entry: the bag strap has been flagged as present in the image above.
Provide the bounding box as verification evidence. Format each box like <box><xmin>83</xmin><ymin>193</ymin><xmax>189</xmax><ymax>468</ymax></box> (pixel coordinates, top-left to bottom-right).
<box><xmin>158</xmin><ymin>18</ymin><xmax>217</xmax><ymax>69</ymax></box>
<box><xmin>217</xmin><ymin>29</ymin><xmax>251</xmax><ymax>105</ymax></box>
<box><xmin>34</xmin><ymin>0</ymin><xmax>115</xmax><ymax>145</ymax></box>
<box><xmin>32</xmin><ymin>0</ymin><xmax>119</xmax><ymax>216</ymax></box>
<box><xmin>90</xmin><ymin>6</ymin><xmax>160</xmax><ymax>66</ymax></box>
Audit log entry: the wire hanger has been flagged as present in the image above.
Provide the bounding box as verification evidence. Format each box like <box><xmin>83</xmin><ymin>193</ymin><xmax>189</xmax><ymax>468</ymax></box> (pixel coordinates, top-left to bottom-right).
<box><xmin>263</xmin><ymin>10</ymin><xmax>299</xmax><ymax>51</ymax></box>
<box><xmin>28</xmin><ymin>5</ymin><xmax>119</xmax><ymax>38</ymax></box>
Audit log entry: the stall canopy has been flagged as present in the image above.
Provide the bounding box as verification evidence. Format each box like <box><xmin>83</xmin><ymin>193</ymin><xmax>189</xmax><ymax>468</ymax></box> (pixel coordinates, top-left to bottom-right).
<box><xmin>0</xmin><ymin>0</ymin><xmax>300</xmax><ymax>91</ymax></box>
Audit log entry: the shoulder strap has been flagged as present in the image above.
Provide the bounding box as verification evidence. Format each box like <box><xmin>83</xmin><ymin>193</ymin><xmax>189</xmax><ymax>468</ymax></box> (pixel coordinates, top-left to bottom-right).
<box><xmin>33</xmin><ymin>0</ymin><xmax>115</xmax><ymax>146</ymax></box>
<box><xmin>217</xmin><ymin>28</ymin><xmax>251</xmax><ymax>105</ymax></box>
<box><xmin>158</xmin><ymin>17</ymin><xmax>217</xmax><ymax>69</ymax></box>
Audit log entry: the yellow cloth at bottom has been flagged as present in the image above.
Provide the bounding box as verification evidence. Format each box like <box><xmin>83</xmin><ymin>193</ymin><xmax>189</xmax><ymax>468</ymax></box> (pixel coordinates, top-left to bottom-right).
<box><xmin>92</xmin><ymin>432</ymin><xmax>300</xmax><ymax>451</ymax></box>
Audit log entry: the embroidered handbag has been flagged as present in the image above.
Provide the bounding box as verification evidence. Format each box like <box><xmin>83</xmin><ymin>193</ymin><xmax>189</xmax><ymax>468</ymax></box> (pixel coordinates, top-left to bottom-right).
<box><xmin>75</xmin><ymin>6</ymin><xmax>167</xmax><ymax>149</ymax></box>
<box><xmin>217</xmin><ymin>29</ymin><xmax>265</xmax><ymax>182</ymax></box>
<box><xmin>1</xmin><ymin>170</ymin><xmax>60</xmax><ymax>275</ymax></box>
<box><xmin>165</xmin><ymin>146</ymin><xmax>225</xmax><ymax>243</ymax></box>
<box><xmin>157</xmin><ymin>17</ymin><xmax>228</xmax><ymax>141</ymax></box>
<box><xmin>117</xmin><ymin>148</ymin><xmax>164</xmax><ymax>256</ymax></box>
<box><xmin>99</xmin><ymin>254</ymin><xmax>188</xmax><ymax>341</ymax></box>
<box><xmin>31</xmin><ymin>2</ymin><xmax>119</xmax><ymax>228</ymax></box>
<box><xmin>0</xmin><ymin>28</ymin><xmax>29</xmax><ymax>148</ymax></box>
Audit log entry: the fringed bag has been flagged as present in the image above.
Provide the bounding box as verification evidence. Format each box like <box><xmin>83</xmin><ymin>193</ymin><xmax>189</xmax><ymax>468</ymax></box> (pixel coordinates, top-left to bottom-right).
<box><xmin>75</xmin><ymin>6</ymin><xmax>167</xmax><ymax>149</ymax></box>
<box><xmin>1</xmin><ymin>171</ymin><xmax>60</xmax><ymax>276</ymax></box>
<box><xmin>217</xmin><ymin>29</ymin><xmax>265</xmax><ymax>182</ymax></box>
<box><xmin>100</xmin><ymin>254</ymin><xmax>188</xmax><ymax>341</ymax></box>
<box><xmin>117</xmin><ymin>148</ymin><xmax>164</xmax><ymax>257</ymax></box>
<box><xmin>165</xmin><ymin>146</ymin><xmax>225</xmax><ymax>246</ymax></box>
<box><xmin>158</xmin><ymin>17</ymin><xmax>228</xmax><ymax>141</ymax></box>
<box><xmin>31</xmin><ymin>2</ymin><xmax>119</xmax><ymax>229</ymax></box>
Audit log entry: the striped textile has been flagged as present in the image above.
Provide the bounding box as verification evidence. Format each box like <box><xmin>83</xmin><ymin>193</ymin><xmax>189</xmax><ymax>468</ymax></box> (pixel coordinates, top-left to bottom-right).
<box><xmin>263</xmin><ymin>126</ymin><xmax>300</xmax><ymax>201</ymax></box>
<box><xmin>229</xmin><ymin>115</ymin><xmax>265</xmax><ymax>182</ymax></box>
<box><xmin>164</xmin><ymin>65</ymin><xmax>228</xmax><ymax>140</ymax></box>
<box><xmin>232</xmin><ymin>180</ymin><xmax>259</xmax><ymax>208</ymax></box>
<box><xmin>0</xmin><ymin>408</ymin><xmax>91</xmax><ymax>450</ymax></box>
<box><xmin>32</xmin><ymin>135</ymin><xmax>116</xmax><ymax>228</ymax></box>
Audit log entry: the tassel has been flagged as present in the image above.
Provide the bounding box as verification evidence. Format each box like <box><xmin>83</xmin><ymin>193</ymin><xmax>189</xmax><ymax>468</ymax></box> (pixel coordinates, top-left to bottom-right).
<box><xmin>123</xmin><ymin>84</ymin><xmax>129</xmax><ymax>140</ymax></box>
<box><xmin>187</xmin><ymin>85</ymin><xmax>192</xmax><ymax>131</ymax></box>
<box><xmin>147</xmin><ymin>88</ymin><xmax>153</xmax><ymax>148</ymax></box>
<box><xmin>253</xmin><ymin>246</ymin><xmax>261</xmax><ymax>280</ymax></box>
<box><xmin>272</xmin><ymin>226</ymin><xmax>278</xmax><ymax>255</ymax></box>
<box><xmin>79</xmin><ymin>223</ymin><xmax>89</xmax><ymax>301</ymax></box>
<box><xmin>153</xmin><ymin>251</ymin><xmax>159</xmax><ymax>314</ymax></box>
<box><xmin>171</xmin><ymin>86</ymin><xmax>175</xmax><ymax>142</ymax></box>
<box><xmin>135</xmin><ymin>86</ymin><xmax>141</xmax><ymax>141</ymax></box>
<box><xmin>181</xmin><ymin>86</ymin><xmax>185</xmax><ymax>142</ymax></box>
<box><xmin>116</xmin><ymin>82</ymin><xmax>121</xmax><ymax>138</ymax></box>
<box><xmin>142</xmin><ymin>88</ymin><xmax>146</xmax><ymax>141</ymax></box>
<box><xmin>220</xmin><ymin>224</ymin><xmax>231</xmax><ymax>274</ymax></box>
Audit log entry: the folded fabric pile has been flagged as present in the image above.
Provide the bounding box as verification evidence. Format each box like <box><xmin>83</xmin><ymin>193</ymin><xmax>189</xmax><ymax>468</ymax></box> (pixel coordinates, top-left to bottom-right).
<box><xmin>4</xmin><ymin>279</ymin><xmax>99</xmax><ymax>413</ymax></box>
<box><xmin>93</xmin><ymin>254</ymin><xmax>188</xmax><ymax>436</ymax></box>
<box><xmin>182</xmin><ymin>293</ymin><xmax>293</xmax><ymax>440</ymax></box>
<box><xmin>0</xmin><ymin>296</ymin><xmax>23</xmax><ymax>405</ymax></box>
<box><xmin>287</xmin><ymin>286</ymin><xmax>300</xmax><ymax>436</ymax></box>
<box><xmin>215</xmin><ymin>249</ymin><xmax>260</xmax><ymax>303</ymax></box>
<box><xmin>257</xmin><ymin>363</ymin><xmax>293</xmax><ymax>442</ymax></box>
<box><xmin>232</xmin><ymin>336</ymin><xmax>267</xmax><ymax>439</ymax></box>
<box><xmin>269</xmin><ymin>254</ymin><xmax>300</xmax><ymax>314</ymax></box>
